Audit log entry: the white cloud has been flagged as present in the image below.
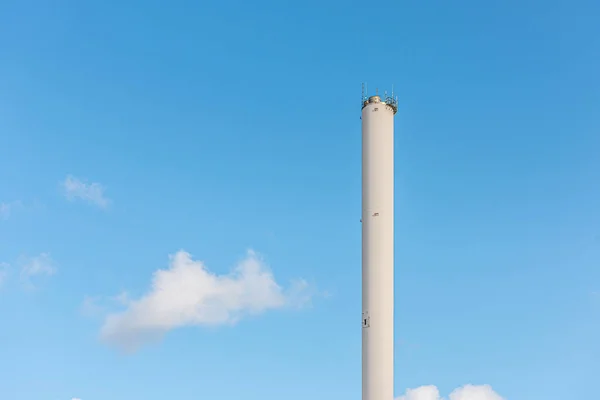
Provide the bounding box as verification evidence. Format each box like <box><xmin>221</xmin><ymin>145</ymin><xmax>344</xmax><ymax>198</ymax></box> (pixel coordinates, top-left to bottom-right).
<box><xmin>396</xmin><ymin>385</ymin><xmax>504</xmax><ymax>400</ymax></box>
<box><xmin>99</xmin><ymin>249</ymin><xmax>313</xmax><ymax>351</ymax></box>
<box><xmin>449</xmin><ymin>385</ymin><xmax>504</xmax><ymax>400</ymax></box>
<box><xmin>62</xmin><ymin>175</ymin><xmax>111</xmax><ymax>208</ymax></box>
<box><xmin>397</xmin><ymin>385</ymin><xmax>441</xmax><ymax>400</ymax></box>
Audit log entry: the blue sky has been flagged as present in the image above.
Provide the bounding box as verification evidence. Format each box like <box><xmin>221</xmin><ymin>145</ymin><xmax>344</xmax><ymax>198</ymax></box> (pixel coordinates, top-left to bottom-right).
<box><xmin>1</xmin><ymin>0</ymin><xmax>599</xmax><ymax>399</ymax></box>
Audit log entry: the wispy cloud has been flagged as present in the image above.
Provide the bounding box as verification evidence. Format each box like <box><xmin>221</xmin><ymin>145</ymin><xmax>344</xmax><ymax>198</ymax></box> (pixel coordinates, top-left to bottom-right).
<box><xmin>592</xmin><ymin>290</ymin><xmax>600</xmax><ymax>306</ymax></box>
<box><xmin>62</xmin><ymin>175</ymin><xmax>111</xmax><ymax>209</ymax></box>
<box><xmin>19</xmin><ymin>253</ymin><xmax>57</xmax><ymax>288</ymax></box>
<box><xmin>0</xmin><ymin>203</ymin><xmax>10</xmax><ymax>219</ymax></box>
<box><xmin>98</xmin><ymin>249</ymin><xmax>313</xmax><ymax>352</ymax></box>
<box><xmin>0</xmin><ymin>262</ymin><xmax>9</xmax><ymax>287</ymax></box>
<box><xmin>0</xmin><ymin>253</ymin><xmax>56</xmax><ymax>290</ymax></box>
<box><xmin>80</xmin><ymin>296</ymin><xmax>105</xmax><ymax>317</ymax></box>
<box><xmin>20</xmin><ymin>253</ymin><xmax>56</xmax><ymax>277</ymax></box>
<box><xmin>396</xmin><ymin>384</ymin><xmax>504</xmax><ymax>400</ymax></box>
<box><xmin>0</xmin><ymin>201</ymin><xmax>22</xmax><ymax>220</ymax></box>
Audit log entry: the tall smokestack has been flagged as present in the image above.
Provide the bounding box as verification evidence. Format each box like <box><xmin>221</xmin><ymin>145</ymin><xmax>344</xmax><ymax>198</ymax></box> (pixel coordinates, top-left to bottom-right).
<box><xmin>361</xmin><ymin>88</ymin><xmax>396</xmax><ymax>400</ymax></box>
